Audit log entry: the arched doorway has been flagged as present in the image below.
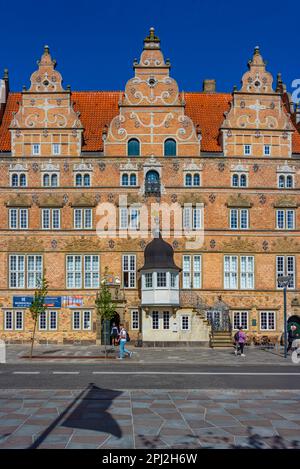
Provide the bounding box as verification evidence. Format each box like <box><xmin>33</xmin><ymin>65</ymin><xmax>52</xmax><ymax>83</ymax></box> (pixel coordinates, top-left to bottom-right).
<box><xmin>110</xmin><ymin>312</ymin><xmax>120</xmax><ymax>345</ymax></box>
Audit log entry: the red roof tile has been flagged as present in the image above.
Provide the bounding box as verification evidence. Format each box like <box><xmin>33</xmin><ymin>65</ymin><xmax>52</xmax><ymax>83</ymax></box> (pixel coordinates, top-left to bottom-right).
<box><xmin>1</xmin><ymin>90</ymin><xmax>300</xmax><ymax>154</ymax></box>
<box><xmin>185</xmin><ymin>92</ymin><xmax>231</xmax><ymax>152</ymax></box>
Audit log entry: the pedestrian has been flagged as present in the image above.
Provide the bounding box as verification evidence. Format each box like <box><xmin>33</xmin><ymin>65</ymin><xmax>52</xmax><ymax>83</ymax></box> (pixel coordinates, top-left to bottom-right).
<box><xmin>234</xmin><ymin>326</ymin><xmax>247</xmax><ymax>357</ymax></box>
<box><xmin>110</xmin><ymin>322</ymin><xmax>119</xmax><ymax>347</ymax></box>
<box><xmin>117</xmin><ymin>324</ymin><xmax>132</xmax><ymax>359</ymax></box>
<box><xmin>287</xmin><ymin>325</ymin><xmax>299</xmax><ymax>353</ymax></box>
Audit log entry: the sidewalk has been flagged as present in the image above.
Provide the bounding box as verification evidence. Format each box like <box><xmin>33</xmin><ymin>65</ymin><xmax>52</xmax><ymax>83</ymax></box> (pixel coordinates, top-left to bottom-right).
<box><xmin>3</xmin><ymin>343</ymin><xmax>296</xmax><ymax>365</ymax></box>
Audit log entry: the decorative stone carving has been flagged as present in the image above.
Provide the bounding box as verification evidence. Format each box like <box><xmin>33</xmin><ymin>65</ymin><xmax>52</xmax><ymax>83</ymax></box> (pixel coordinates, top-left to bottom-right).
<box><xmin>210</xmin><ymin>239</ymin><xmax>216</xmax><ymax>249</ymax></box>
<box><xmin>70</xmin><ymin>194</ymin><xmax>97</xmax><ymax>207</ymax></box>
<box><xmin>98</xmin><ymin>161</ymin><xmax>106</xmax><ymax>171</ymax></box>
<box><xmin>8</xmin><ymin>237</ymin><xmax>44</xmax><ymax>252</ymax></box>
<box><xmin>41</xmin><ymin>160</ymin><xmax>60</xmax><ymax>172</ymax></box>
<box><xmin>9</xmin><ymin>162</ymin><xmax>28</xmax><ymax>172</ymax></box>
<box><xmin>32</xmin><ymin>163</ymin><xmax>39</xmax><ymax>172</ymax></box>
<box><xmin>172</xmin><ymin>240</ymin><xmax>179</xmax><ymax>249</ymax></box>
<box><xmin>51</xmin><ymin>239</ymin><xmax>58</xmax><ymax>249</ymax></box>
<box><xmin>177</xmin><ymin>194</ymin><xmax>205</xmax><ymax>205</ymax></box>
<box><xmin>73</xmin><ymin>162</ymin><xmax>93</xmax><ymax>172</ymax></box>
<box><xmin>226</xmin><ymin>194</ymin><xmax>252</xmax><ymax>207</ymax></box>
<box><xmin>273</xmin><ymin>197</ymin><xmax>298</xmax><ymax>208</ymax></box>
<box><xmin>209</xmin><ymin>193</ymin><xmax>216</xmax><ymax>203</ymax></box>
<box><xmin>218</xmin><ymin>162</ymin><xmax>225</xmax><ymax>172</ymax></box>
<box><xmin>262</xmin><ymin>240</ymin><xmax>269</xmax><ymax>251</ymax></box>
<box><xmin>64</xmin><ymin>236</ymin><xmax>101</xmax><ymax>252</ymax></box>
<box><xmin>253</xmin><ymin>164</ymin><xmax>259</xmax><ymax>172</ymax></box>
<box><xmin>272</xmin><ymin>237</ymin><xmax>300</xmax><ymax>252</ymax></box>
<box><xmin>222</xmin><ymin>237</ymin><xmax>256</xmax><ymax>252</ymax></box>
<box><xmin>37</xmin><ymin>194</ymin><xmax>64</xmax><ymax>207</ymax></box>
<box><xmin>259</xmin><ymin>194</ymin><xmax>266</xmax><ymax>205</ymax></box>
<box><xmin>171</xmin><ymin>194</ymin><xmax>177</xmax><ymax>203</ymax></box>
<box><xmin>108</xmin><ymin>240</ymin><xmax>115</xmax><ymax>249</ymax></box>
<box><xmin>5</xmin><ymin>194</ymin><xmax>32</xmax><ymax>207</ymax></box>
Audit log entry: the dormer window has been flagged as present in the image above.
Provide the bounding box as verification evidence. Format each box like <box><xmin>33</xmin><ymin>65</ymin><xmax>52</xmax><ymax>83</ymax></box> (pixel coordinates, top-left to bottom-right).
<box><xmin>128</xmin><ymin>138</ymin><xmax>140</xmax><ymax>156</ymax></box>
<box><xmin>32</xmin><ymin>144</ymin><xmax>40</xmax><ymax>155</ymax></box>
<box><xmin>164</xmin><ymin>138</ymin><xmax>176</xmax><ymax>156</ymax></box>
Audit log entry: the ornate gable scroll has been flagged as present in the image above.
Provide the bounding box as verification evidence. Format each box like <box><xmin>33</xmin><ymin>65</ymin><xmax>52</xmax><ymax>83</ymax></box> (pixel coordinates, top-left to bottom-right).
<box><xmin>10</xmin><ymin>46</ymin><xmax>83</xmax><ymax>158</ymax></box>
<box><xmin>104</xmin><ymin>28</ymin><xmax>200</xmax><ymax>157</ymax></box>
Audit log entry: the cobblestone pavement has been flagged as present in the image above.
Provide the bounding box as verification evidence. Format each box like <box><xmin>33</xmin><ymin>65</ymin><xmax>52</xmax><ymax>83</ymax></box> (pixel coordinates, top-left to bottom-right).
<box><xmin>4</xmin><ymin>344</ymin><xmax>294</xmax><ymax>365</ymax></box>
<box><xmin>0</xmin><ymin>388</ymin><xmax>299</xmax><ymax>449</ymax></box>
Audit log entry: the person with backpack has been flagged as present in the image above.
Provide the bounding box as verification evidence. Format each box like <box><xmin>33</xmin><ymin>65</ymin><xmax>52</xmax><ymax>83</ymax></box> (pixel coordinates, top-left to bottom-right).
<box><xmin>117</xmin><ymin>324</ymin><xmax>133</xmax><ymax>359</ymax></box>
<box><xmin>234</xmin><ymin>326</ymin><xmax>246</xmax><ymax>357</ymax></box>
<box><xmin>110</xmin><ymin>322</ymin><xmax>119</xmax><ymax>347</ymax></box>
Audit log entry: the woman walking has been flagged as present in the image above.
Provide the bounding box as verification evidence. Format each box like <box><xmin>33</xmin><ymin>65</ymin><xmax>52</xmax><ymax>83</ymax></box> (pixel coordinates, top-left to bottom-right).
<box><xmin>234</xmin><ymin>326</ymin><xmax>247</xmax><ymax>357</ymax></box>
<box><xmin>117</xmin><ymin>324</ymin><xmax>133</xmax><ymax>359</ymax></box>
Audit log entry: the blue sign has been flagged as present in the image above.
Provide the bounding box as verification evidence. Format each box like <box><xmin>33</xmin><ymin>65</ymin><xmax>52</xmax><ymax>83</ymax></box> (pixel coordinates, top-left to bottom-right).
<box><xmin>13</xmin><ymin>296</ymin><xmax>62</xmax><ymax>308</ymax></box>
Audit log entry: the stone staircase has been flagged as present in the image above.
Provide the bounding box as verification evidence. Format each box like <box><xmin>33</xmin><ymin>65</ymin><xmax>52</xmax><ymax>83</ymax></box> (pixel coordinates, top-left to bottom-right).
<box><xmin>210</xmin><ymin>331</ymin><xmax>233</xmax><ymax>348</ymax></box>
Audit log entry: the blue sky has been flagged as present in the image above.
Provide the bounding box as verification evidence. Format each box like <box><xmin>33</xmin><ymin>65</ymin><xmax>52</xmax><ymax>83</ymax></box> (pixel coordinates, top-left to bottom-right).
<box><xmin>1</xmin><ymin>0</ymin><xmax>299</xmax><ymax>94</ymax></box>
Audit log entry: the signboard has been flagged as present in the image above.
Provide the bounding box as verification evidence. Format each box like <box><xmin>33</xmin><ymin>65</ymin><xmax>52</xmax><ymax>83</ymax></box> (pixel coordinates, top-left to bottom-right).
<box><xmin>13</xmin><ymin>296</ymin><xmax>62</xmax><ymax>308</ymax></box>
<box><xmin>62</xmin><ymin>296</ymin><xmax>83</xmax><ymax>308</ymax></box>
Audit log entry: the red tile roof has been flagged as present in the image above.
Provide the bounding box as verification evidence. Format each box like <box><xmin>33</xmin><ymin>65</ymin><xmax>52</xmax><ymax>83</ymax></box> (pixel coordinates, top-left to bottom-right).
<box><xmin>1</xmin><ymin>90</ymin><xmax>300</xmax><ymax>153</ymax></box>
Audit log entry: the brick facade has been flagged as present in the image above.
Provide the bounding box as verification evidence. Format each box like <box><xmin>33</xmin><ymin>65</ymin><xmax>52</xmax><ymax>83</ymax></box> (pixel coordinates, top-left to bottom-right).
<box><xmin>0</xmin><ymin>29</ymin><xmax>299</xmax><ymax>345</ymax></box>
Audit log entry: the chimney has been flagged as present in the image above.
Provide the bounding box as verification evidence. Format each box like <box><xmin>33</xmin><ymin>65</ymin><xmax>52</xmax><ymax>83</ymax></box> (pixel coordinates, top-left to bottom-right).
<box><xmin>203</xmin><ymin>79</ymin><xmax>216</xmax><ymax>93</ymax></box>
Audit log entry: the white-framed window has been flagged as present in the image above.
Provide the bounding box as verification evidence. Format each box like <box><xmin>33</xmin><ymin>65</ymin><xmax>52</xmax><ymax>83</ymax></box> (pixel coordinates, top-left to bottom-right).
<box><xmin>121</xmin><ymin>173</ymin><xmax>137</xmax><ymax>187</ymax></box>
<box><xmin>233</xmin><ymin>311</ymin><xmax>249</xmax><ymax>330</ymax></box>
<box><xmin>231</xmin><ymin>173</ymin><xmax>247</xmax><ymax>188</ymax></box>
<box><xmin>157</xmin><ymin>272</ymin><xmax>167</xmax><ymax>288</ymax></box>
<box><xmin>49</xmin><ymin>311</ymin><xmax>58</xmax><ymax>330</ymax></box>
<box><xmin>9</xmin><ymin>208</ymin><xmax>28</xmax><ymax>229</ymax></box>
<box><xmin>9</xmin><ymin>255</ymin><xmax>25</xmax><ymax>288</ymax></box>
<box><xmin>170</xmin><ymin>272</ymin><xmax>178</xmax><ymax>289</ymax></box>
<box><xmin>74</xmin><ymin>208</ymin><xmax>92</xmax><ymax>229</ymax></box>
<box><xmin>184</xmin><ymin>173</ymin><xmax>201</xmax><ymax>187</ymax></box>
<box><xmin>278</xmin><ymin>174</ymin><xmax>294</xmax><ymax>189</ymax></box>
<box><xmin>264</xmin><ymin>145</ymin><xmax>271</xmax><ymax>156</ymax></box>
<box><xmin>52</xmin><ymin>144</ymin><xmax>61</xmax><ymax>155</ymax></box>
<box><xmin>4</xmin><ymin>310</ymin><xmax>13</xmax><ymax>330</ymax></box>
<box><xmin>83</xmin><ymin>311</ymin><xmax>92</xmax><ymax>330</ymax></box>
<box><xmin>84</xmin><ymin>255</ymin><xmax>99</xmax><ymax>288</ymax></box>
<box><xmin>240</xmin><ymin>256</ymin><xmax>254</xmax><ymax>289</ymax></box>
<box><xmin>244</xmin><ymin>144</ymin><xmax>251</xmax><ymax>156</ymax></box>
<box><xmin>42</xmin><ymin>208</ymin><xmax>60</xmax><ymax>230</ymax></box>
<box><xmin>122</xmin><ymin>254</ymin><xmax>136</xmax><ymax>288</ymax></box>
<box><xmin>72</xmin><ymin>311</ymin><xmax>91</xmax><ymax>331</ymax></box>
<box><xmin>9</xmin><ymin>254</ymin><xmax>43</xmax><ymax>290</ymax></box>
<box><xmin>39</xmin><ymin>311</ymin><xmax>47</xmax><ymax>330</ymax></box>
<box><xmin>182</xmin><ymin>255</ymin><xmax>202</xmax><ymax>289</ymax></box>
<box><xmin>72</xmin><ymin>311</ymin><xmax>81</xmax><ymax>330</ymax></box>
<box><xmin>152</xmin><ymin>311</ymin><xmax>159</xmax><ymax>330</ymax></box>
<box><xmin>32</xmin><ymin>144</ymin><xmax>40</xmax><ymax>155</ymax></box>
<box><xmin>276</xmin><ymin>256</ymin><xmax>295</xmax><ymax>289</ymax></box>
<box><xmin>11</xmin><ymin>173</ymin><xmax>27</xmax><ymax>187</ymax></box>
<box><xmin>27</xmin><ymin>255</ymin><xmax>43</xmax><ymax>289</ymax></box>
<box><xmin>224</xmin><ymin>255</ymin><xmax>238</xmax><ymax>289</ymax></box>
<box><xmin>224</xmin><ymin>255</ymin><xmax>254</xmax><ymax>290</ymax></box>
<box><xmin>276</xmin><ymin>209</ymin><xmax>295</xmax><ymax>230</ymax></box>
<box><xmin>181</xmin><ymin>315</ymin><xmax>190</xmax><ymax>331</ymax></box>
<box><xmin>163</xmin><ymin>311</ymin><xmax>170</xmax><ymax>330</ymax></box>
<box><xmin>129</xmin><ymin>208</ymin><xmax>140</xmax><ymax>231</ymax></box>
<box><xmin>260</xmin><ymin>311</ymin><xmax>276</xmax><ymax>331</ymax></box>
<box><xmin>4</xmin><ymin>310</ymin><xmax>24</xmax><ymax>331</ymax></box>
<box><xmin>183</xmin><ymin>207</ymin><xmax>202</xmax><ymax>230</ymax></box>
<box><xmin>131</xmin><ymin>310</ymin><xmax>139</xmax><ymax>330</ymax></box>
<box><xmin>75</xmin><ymin>173</ymin><xmax>91</xmax><ymax>187</ymax></box>
<box><xmin>42</xmin><ymin>173</ymin><xmax>59</xmax><ymax>187</ymax></box>
<box><xmin>144</xmin><ymin>272</ymin><xmax>153</xmax><ymax>289</ymax></box>
<box><xmin>66</xmin><ymin>255</ymin><xmax>99</xmax><ymax>289</ymax></box>
<box><xmin>230</xmin><ymin>209</ymin><xmax>249</xmax><ymax>229</ymax></box>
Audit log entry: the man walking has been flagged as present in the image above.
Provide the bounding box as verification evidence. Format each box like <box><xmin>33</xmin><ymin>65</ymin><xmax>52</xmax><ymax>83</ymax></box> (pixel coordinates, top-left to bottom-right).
<box><xmin>117</xmin><ymin>324</ymin><xmax>133</xmax><ymax>360</ymax></box>
<box><xmin>287</xmin><ymin>325</ymin><xmax>300</xmax><ymax>353</ymax></box>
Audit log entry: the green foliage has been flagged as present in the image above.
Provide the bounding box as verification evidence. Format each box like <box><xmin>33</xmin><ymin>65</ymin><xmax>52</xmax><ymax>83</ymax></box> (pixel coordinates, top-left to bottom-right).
<box><xmin>95</xmin><ymin>280</ymin><xmax>116</xmax><ymax>321</ymax></box>
<box><xmin>29</xmin><ymin>273</ymin><xmax>49</xmax><ymax>321</ymax></box>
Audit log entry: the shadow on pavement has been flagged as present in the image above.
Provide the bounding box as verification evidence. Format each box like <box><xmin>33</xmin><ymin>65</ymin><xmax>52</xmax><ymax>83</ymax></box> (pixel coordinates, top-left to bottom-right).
<box><xmin>29</xmin><ymin>383</ymin><xmax>122</xmax><ymax>448</ymax></box>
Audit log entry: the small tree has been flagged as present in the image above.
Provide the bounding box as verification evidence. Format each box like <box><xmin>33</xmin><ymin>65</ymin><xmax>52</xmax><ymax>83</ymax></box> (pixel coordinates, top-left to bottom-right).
<box><xmin>95</xmin><ymin>269</ymin><xmax>116</xmax><ymax>358</ymax></box>
<box><xmin>29</xmin><ymin>272</ymin><xmax>49</xmax><ymax>359</ymax></box>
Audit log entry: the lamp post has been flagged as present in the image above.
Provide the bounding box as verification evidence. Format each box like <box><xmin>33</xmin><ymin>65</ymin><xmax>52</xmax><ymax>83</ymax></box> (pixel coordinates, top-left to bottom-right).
<box><xmin>277</xmin><ymin>275</ymin><xmax>292</xmax><ymax>359</ymax></box>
